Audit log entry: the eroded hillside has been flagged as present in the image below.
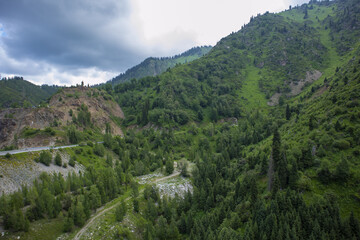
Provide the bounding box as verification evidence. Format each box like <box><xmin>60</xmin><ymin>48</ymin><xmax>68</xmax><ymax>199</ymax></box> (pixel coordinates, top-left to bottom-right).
<box><xmin>0</xmin><ymin>87</ymin><xmax>124</xmax><ymax>149</ymax></box>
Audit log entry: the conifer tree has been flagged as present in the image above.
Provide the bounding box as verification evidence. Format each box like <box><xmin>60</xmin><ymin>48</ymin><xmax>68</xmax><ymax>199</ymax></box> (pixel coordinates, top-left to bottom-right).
<box><xmin>165</xmin><ymin>159</ymin><xmax>174</xmax><ymax>175</ymax></box>
<box><xmin>349</xmin><ymin>212</ymin><xmax>360</xmax><ymax>238</ymax></box>
<box><xmin>335</xmin><ymin>158</ymin><xmax>350</xmax><ymax>181</ymax></box>
<box><xmin>115</xmin><ymin>200</ymin><xmax>127</xmax><ymax>222</ymax></box>
<box><xmin>286</xmin><ymin>104</ymin><xmax>291</xmax><ymax>120</ymax></box>
<box><xmin>63</xmin><ymin>216</ymin><xmax>74</xmax><ymax>232</ymax></box>
<box><xmin>288</xmin><ymin>162</ymin><xmax>299</xmax><ymax>189</ymax></box>
<box><xmin>133</xmin><ymin>199</ymin><xmax>139</xmax><ymax>213</ymax></box>
<box><xmin>55</xmin><ymin>153</ymin><xmax>62</xmax><ymax>166</ymax></box>
<box><xmin>142</xmin><ymin>99</ymin><xmax>150</xmax><ymax>126</ymax></box>
<box><xmin>74</xmin><ymin>201</ymin><xmax>86</xmax><ymax>227</ymax></box>
<box><xmin>272</xmin><ymin>128</ymin><xmax>281</xmax><ymax>172</ymax></box>
<box><xmin>272</xmin><ymin>174</ymin><xmax>280</xmax><ymax>198</ymax></box>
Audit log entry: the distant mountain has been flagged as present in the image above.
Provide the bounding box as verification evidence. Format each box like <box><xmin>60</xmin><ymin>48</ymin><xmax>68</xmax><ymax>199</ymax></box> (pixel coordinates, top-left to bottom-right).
<box><xmin>0</xmin><ymin>77</ymin><xmax>59</xmax><ymax>108</ymax></box>
<box><xmin>109</xmin><ymin>46</ymin><xmax>212</xmax><ymax>85</ymax></box>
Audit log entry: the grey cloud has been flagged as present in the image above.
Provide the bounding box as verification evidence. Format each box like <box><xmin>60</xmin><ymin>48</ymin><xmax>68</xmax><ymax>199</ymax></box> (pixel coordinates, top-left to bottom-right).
<box><xmin>288</xmin><ymin>0</ymin><xmax>310</xmax><ymax>6</ymax></box>
<box><xmin>0</xmin><ymin>0</ymin><xmax>145</xmax><ymax>73</ymax></box>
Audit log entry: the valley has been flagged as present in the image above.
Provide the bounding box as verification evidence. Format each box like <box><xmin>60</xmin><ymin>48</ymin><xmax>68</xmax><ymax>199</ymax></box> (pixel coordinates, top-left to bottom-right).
<box><xmin>1</xmin><ymin>0</ymin><xmax>360</xmax><ymax>239</ymax></box>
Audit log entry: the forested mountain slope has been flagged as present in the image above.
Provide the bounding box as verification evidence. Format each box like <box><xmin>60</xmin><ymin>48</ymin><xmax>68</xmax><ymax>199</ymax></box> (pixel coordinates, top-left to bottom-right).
<box><xmin>112</xmin><ymin>1</ymin><xmax>348</xmax><ymax>127</ymax></box>
<box><xmin>0</xmin><ymin>77</ymin><xmax>59</xmax><ymax>108</ymax></box>
<box><xmin>108</xmin><ymin>46</ymin><xmax>212</xmax><ymax>85</ymax></box>
<box><xmin>1</xmin><ymin>0</ymin><xmax>360</xmax><ymax>239</ymax></box>
<box><xmin>100</xmin><ymin>0</ymin><xmax>360</xmax><ymax>238</ymax></box>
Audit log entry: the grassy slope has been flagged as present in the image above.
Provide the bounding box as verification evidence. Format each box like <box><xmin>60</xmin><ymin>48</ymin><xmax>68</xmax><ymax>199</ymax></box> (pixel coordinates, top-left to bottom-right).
<box><xmin>241</xmin><ymin>64</ymin><xmax>268</xmax><ymax>110</ymax></box>
<box><xmin>2</xmin><ymin>218</ymin><xmax>64</xmax><ymax>240</ymax></box>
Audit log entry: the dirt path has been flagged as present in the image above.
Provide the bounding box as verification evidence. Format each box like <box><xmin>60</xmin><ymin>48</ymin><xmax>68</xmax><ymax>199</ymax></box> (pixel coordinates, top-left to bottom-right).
<box><xmin>73</xmin><ymin>171</ymin><xmax>180</xmax><ymax>240</ymax></box>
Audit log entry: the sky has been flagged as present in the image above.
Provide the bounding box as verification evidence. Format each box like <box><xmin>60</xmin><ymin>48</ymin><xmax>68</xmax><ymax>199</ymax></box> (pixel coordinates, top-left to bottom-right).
<box><xmin>0</xmin><ymin>0</ymin><xmax>308</xmax><ymax>86</ymax></box>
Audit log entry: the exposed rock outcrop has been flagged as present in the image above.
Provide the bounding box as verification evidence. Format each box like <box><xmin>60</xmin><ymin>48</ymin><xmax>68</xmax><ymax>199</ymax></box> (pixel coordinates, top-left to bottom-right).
<box><xmin>0</xmin><ymin>87</ymin><xmax>125</xmax><ymax>149</ymax></box>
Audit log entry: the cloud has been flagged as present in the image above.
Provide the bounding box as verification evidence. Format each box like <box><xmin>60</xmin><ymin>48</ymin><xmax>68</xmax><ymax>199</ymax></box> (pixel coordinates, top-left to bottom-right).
<box><xmin>0</xmin><ymin>0</ymin><xmax>145</xmax><ymax>72</ymax></box>
<box><xmin>288</xmin><ymin>0</ymin><xmax>310</xmax><ymax>6</ymax></box>
<box><xmin>0</xmin><ymin>0</ymin><xmax>309</xmax><ymax>85</ymax></box>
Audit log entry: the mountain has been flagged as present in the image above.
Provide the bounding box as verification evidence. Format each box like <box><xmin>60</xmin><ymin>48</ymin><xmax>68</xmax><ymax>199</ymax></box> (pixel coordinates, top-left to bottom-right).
<box><xmin>108</xmin><ymin>46</ymin><xmax>212</xmax><ymax>85</ymax></box>
<box><xmin>107</xmin><ymin>0</ymin><xmax>360</xmax><ymax>237</ymax></box>
<box><xmin>1</xmin><ymin>0</ymin><xmax>360</xmax><ymax>239</ymax></box>
<box><xmin>0</xmin><ymin>76</ymin><xmax>59</xmax><ymax>108</ymax></box>
<box><xmin>113</xmin><ymin>0</ymin><xmax>358</xmax><ymax>126</ymax></box>
<box><xmin>0</xmin><ymin>86</ymin><xmax>124</xmax><ymax>149</ymax></box>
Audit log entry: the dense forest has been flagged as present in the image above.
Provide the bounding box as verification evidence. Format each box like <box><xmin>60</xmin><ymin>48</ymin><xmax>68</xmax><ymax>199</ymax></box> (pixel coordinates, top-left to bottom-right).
<box><xmin>1</xmin><ymin>0</ymin><xmax>360</xmax><ymax>239</ymax></box>
<box><xmin>0</xmin><ymin>77</ymin><xmax>59</xmax><ymax>108</ymax></box>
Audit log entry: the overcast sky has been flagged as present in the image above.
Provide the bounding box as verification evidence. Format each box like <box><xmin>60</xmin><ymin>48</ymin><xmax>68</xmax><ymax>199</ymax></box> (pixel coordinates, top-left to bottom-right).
<box><xmin>0</xmin><ymin>0</ymin><xmax>308</xmax><ymax>86</ymax></box>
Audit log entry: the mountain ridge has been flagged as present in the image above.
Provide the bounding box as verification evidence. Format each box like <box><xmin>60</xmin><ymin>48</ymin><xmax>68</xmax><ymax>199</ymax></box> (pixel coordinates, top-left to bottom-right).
<box><xmin>0</xmin><ymin>77</ymin><xmax>59</xmax><ymax>108</ymax></box>
<box><xmin>1</xmin><ymin>1</ymin><xmax>360</xmax><ymax>239</ymax></box>
<box><xmin>108</xmin><ymin>46</ymin><xmax>212</xmax><ymax>85</ymax></box>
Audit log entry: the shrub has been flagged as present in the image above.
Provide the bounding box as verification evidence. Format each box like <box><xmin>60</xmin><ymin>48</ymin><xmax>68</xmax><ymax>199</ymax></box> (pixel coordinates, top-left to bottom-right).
<box><xmin>335</xmin><ymin>158</ymin><xmax>350</xmax><ymax>181</ymax></box>
<box><xmin>2</xmin><ymin>145</ymin><xmax>15</xmax><ymax>151</ymax></box>
<box><xmin>5</xmin><ymin>153</ymin><xmax>11</xmax><ymax>159</ymax></box>
<box><xmin>75</xmin><ymin>148</ymin><xmax>83</xmax><ymax>154</ymax></box>
<box><xmin>69</xmin><ymin>156</ymin><xmax>76</xmax><ymax>167</ymax></box>
<box><xmin>22</xmin><ymin>127</ymin><xmax>40</xmax><ymax>137</ymax></box>
<box><xmin>297</xmin><ymin>174</ymin><xmax>311</xmax><ymax>191</ymax></box>
<box><xmin>180</xmin><ymin>161</ymin><xmax>189</xmax><ymax>177</ymax></box>
<box><xmin>317</xmin><ymin>160</ymin><xmax>332</xmax><ymax>183</ymax></box>
<box><xmin>333</xmin><ymin>139</ymin><xmax>350</xmax><ymax>150</ymax></box>
<box><xmin>94</xmin><ymin>143</ymin><xmax>105</xmax><ymax>157</ymax></box>
<box><xmin>67</xmin><ymin>126</ymin><xmax>79</xmax><ymax>144</ymax></box>
<box><xmin>39</xmin><ymin>151</ymin><xmax>52</xmax><ymax>166</ymax></box>
<box><xmin>55</xmin><ymin>153</ymin><xmax>62</xmax><ymax>166</ymax></box>
<box><xmin>44</xmin><ymin>127</ymin><xmax>56</xmax><ymax>136</ymax></box>
<box><xmin>115</xmin><ymin>201</ymin><xmax>127</xmax><ymax>222</ymax></box>
<box><xmin>165</xmin><ymin>159</ymin><xmax>174</xmax><ymax>175</ymax></box>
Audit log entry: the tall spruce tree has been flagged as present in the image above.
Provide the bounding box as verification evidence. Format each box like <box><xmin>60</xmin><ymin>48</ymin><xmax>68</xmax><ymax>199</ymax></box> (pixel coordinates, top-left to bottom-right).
<box><xmin>272</xmin><ymin>128</ymin><xmax>288</xmax><ymax>188</ymax></box>
<box><xmin>272</xmin><ymin>128</ymin><xmax>281</xmax><ymax>172</ymax></box>
<box><xmin>286</xmin><ymin>104</ymin><xmax>291</xmax><ymax>120</ymax></box>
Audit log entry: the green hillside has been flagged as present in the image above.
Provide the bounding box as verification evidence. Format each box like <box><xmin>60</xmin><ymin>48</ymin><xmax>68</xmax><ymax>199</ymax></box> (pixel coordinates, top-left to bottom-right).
<box><xmin>1</xmin><ymin>0</ymin><xmax>360</xmax><ymax>239</ymax></box>
<box><xmin>0</xmin><ymin>77</ymin><xmax>59</xmax><ymax>108</ymax></box>
<box><xmin>103</xmin><ymin>0</ymin><xmax>360</xmax><ymax>238</ymax></box>
<box><xmin>108</xmin><ymin>46</ymin><xmax>212</xmax><ymax>85</ymax></box>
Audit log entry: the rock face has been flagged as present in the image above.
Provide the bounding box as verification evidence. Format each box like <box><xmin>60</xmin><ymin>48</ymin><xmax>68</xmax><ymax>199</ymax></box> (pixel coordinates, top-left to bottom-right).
<box><xmin>0</xmin><ymin>108</ymin><xmax>63</xmax><ymax>148</ymax></box>
<box><xmin>288</xmin><ymin>70</ymin><xmax>322</xmax><ymax>96</ymax></box>
<box><xmin>0</xmin><ymin>87</ymin><xmax>125</xmax><ymax>149</ymax></box>
<box><xmin>48</xmin><ymin>87</ymin><xmax>124</xmax><ymax>136</ymax></box>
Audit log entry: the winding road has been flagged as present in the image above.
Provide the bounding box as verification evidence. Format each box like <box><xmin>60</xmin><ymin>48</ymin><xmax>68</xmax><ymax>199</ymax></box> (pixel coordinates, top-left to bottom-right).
<box><xmin>73</xmin><ymin>171</ymin><xmax>180</xmax><ymax>240</ymax></box>
<box><xmin>0</xmin><ymin>144</ymin><xmax>79</xmax><ymax>156</ymax></box>
<box><xmin>0</xmin><ymin>142</ymin><xmax>104</xmax><ymax>156</ymax></box>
